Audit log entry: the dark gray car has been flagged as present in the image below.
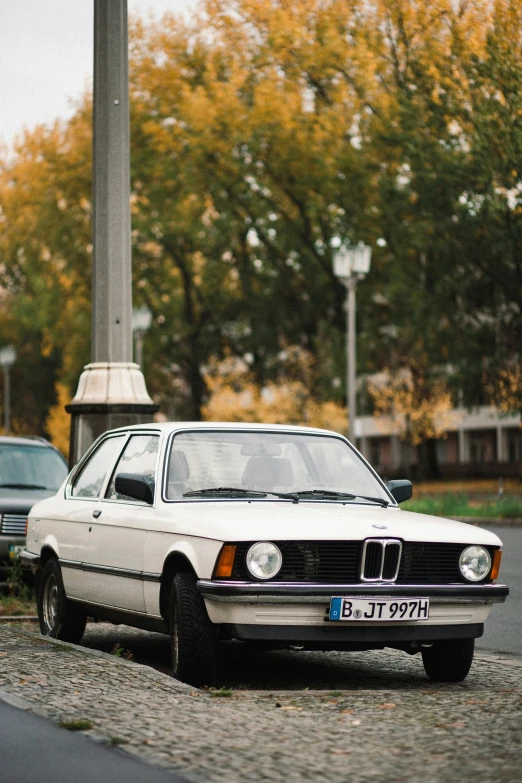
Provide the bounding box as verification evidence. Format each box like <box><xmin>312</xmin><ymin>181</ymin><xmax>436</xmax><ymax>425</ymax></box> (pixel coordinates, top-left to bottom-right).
<box><xmin>0</xmin><ymin>437</ymin><xmax>68</xmax><ymax>565</ymax></box>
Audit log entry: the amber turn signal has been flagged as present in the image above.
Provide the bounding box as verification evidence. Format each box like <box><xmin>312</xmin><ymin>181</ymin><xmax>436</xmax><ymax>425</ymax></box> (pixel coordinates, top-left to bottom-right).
<box><xmin>490</xmin><ymin>548</ymin><xmax>502</xmax><ymax>581</ymax></box>
<box><xmin>214</xmin><ymin>544</ymin><xmax>237</xmax><ymax>578</ymax></box>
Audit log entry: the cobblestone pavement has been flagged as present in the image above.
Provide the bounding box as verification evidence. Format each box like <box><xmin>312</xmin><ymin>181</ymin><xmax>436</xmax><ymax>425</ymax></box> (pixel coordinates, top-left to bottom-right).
<box><xmin>1</xmin><ymin>625</ymin><xmax>521</xmax><ymax>783</ymax></box>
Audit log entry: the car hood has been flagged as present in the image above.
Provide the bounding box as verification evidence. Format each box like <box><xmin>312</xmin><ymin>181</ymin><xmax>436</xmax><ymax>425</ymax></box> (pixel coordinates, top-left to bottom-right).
<box><xmin>0</xmin><ymin>490</ymin><xmax>57</xmax><ymax>515</ymax></box>
<box><xmin>155</xmin><ymin>500</ymin><xmax>503</xmax><ymax>547</ymax></box>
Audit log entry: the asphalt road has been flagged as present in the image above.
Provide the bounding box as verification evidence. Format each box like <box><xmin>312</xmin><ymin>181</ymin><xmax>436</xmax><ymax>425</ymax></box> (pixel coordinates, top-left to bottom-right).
<box><xmin>0</xmin><ymin>700</ymin><xmax>186</xmax><ymax>783</ymax></box>
<box><xmin>477</xmin><ymin>525</ymin><xmax>521</xmax><ymax>656</ymax></box>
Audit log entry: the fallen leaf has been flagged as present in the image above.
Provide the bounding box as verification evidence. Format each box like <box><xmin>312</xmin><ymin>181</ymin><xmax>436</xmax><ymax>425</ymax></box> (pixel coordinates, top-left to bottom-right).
<box><xmin>436</xmin><ymin>722</ymin><xmax>465</xmax><ymax>729</ymax></box>
<box><xmin>466</xmin><ymin>699</ymin><xmax>487</xmax><ymax>705</ymax></box>
<box><xmin>327</xmin><ymin>699</ymin><xmax>338</xmax><ymax>704</ymax></box>
<box><xmin>341</xmin><ymin>709</ymin><xmax>354</xmax><ymax>714</ymax></box>
<box><xmin>282</xmin><ymin>706</ymin><xmax>298</xmax><ymax>711</ymax></box>
<box><xmin>377</xmin><ymin>703</ymin><xmax>396</xmax><ymax>710</ymax></box>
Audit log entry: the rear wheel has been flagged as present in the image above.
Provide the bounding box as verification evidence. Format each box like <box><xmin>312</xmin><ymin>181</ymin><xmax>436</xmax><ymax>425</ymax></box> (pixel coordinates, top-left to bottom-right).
<box><xmin>37</xmin><ymin>558</ymin><xmax>86</xmax><ymax>644</ymax></box>
<box><xmin>169</xmin><ymin>571</ymin><xmax>217</xmax><ymax>686</ymax></box>
<box><xmin>421</xmin><ymin>638</ymin><xmax>475</xmax><ymax>682</ymax></box>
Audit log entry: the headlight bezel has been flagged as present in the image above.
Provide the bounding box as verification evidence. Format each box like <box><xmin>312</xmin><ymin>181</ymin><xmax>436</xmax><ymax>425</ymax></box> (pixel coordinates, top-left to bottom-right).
<box><xmin>246</xmin><ymin>541</ymin><xmax>283</xmax><ymax>581</ymax></box>
<box><xmin>459</xmin><ymin>545</ymin><xmax>492</xmax><ymax>583</ymax></box>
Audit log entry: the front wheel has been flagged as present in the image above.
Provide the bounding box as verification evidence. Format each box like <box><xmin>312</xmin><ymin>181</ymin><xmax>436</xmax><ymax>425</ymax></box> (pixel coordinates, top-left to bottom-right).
<box><xmin>169</xmin><ymin>571</ymin><xmax>217</xmax><ymax>686</ymax></box>
<box><xmin>421</xmin><ymin>638</ymin><xmax>475</xmax><ymax>682</ymax></box>
<box><xmin>37</xmin><ymin>558</ymin><xmax>86</xmax><ymax>644</ymax></box>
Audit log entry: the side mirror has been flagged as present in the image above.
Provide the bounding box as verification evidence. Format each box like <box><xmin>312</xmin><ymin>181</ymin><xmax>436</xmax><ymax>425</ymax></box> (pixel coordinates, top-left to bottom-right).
<box><xmin>387</xmin><ymin>479</ymin><xmax>412</xmax><ymax>504</ymax></box>
<box><xmin>115</xmin><ymin>472</ymin><xmax>154</xmax><ymax>504</ymax></box>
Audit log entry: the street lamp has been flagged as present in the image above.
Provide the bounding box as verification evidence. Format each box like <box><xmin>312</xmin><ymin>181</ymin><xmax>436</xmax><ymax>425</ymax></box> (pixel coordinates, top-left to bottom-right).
<box><xmin>132</xmin><ymin>306</ymin><xmax>152</xmax><ymax>370</ymax></box>
<box><xmin>333</xmin><ymin>241</ymin><xmax>372</xmax><ymax>443</ymax></box>
<box><xmin>0</xmin><ymin>345</ymin><xmax>16</xmax><ymax>435</ymax></box>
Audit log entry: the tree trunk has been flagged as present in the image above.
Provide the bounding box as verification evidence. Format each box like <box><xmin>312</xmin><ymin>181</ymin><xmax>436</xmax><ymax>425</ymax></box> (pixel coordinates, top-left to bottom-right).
<box><xmin>417</xmin><ymin>438</ymin><xmax>440</xmax><ymax>481</ymax></box>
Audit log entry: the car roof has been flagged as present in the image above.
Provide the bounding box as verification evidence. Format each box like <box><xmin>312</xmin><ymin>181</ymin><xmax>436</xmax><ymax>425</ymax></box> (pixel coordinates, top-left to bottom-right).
<box><xmin>108</xmin><ymin>421</ymin><xmax>346</xmax><ymax>438</ymax></box>
<box><xmin>0</xmin><ymin>436</ymin><xmax>51</xmax><ymax>448</ymax></box>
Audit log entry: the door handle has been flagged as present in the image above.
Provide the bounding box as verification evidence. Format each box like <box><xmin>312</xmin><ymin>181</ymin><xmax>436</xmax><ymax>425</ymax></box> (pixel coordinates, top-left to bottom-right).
<box><xmin>92</xmin><ymin>510</ymin><xmax>102</xmax><ymax>518</ymax></box>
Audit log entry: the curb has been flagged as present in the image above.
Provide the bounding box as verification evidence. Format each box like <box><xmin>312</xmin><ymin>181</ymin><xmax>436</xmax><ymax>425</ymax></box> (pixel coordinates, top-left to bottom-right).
<box><xmin>2</xmin><ymin>625</ymin><xmax>198</xmax><ymax>696</ymax></box>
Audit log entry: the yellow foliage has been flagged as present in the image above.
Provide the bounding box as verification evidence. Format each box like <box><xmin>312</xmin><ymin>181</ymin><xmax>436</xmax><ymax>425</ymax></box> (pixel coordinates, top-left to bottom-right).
<box><xmin>485</xmin><ymin>366</ymin><xmax>522</xmax><ymax>417</ymax></box>
<box><xmin>45</xmin><ymin>383</ymin><xmax>71</xmax><ymax>459</ymax></box>
<box><xmin>202</xmin><ymin>354</ymin><xmax>347</xmax><ymax>433</ymax></box>
<box><xmin>368</xmin><ymin>367</ymin><xmax>453</xmax><ymax>446</ymax></box>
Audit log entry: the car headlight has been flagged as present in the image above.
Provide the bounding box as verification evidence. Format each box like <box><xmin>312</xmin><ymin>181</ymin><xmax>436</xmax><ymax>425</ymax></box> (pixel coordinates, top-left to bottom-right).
<box><xmin>459</xmin><ymin>546</ymin><xmax>491</xmax><ymax>582</ymax></box>
<box><xmin>246</xmin><ymin>542</ymin><xmax>282</xmax><ymax>580</ymax></box>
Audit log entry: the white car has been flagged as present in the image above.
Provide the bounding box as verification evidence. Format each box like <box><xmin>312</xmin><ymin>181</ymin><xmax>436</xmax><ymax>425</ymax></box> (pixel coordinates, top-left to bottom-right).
<box><xmin>22</xmin><ymin>423</ymin><xmax>508</xmax><ymax>686</ymax></box>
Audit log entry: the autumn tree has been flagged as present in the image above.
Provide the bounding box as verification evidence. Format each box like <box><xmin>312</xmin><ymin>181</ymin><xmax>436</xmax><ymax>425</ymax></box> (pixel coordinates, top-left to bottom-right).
<box><xmin>1</xmin><ymin>0</ymin><xmax>522</xmax><ymax>468</ymax></box>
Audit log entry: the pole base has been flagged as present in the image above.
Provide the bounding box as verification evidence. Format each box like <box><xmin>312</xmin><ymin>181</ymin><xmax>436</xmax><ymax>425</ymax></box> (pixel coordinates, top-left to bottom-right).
<box><xmin>66</xmin><ymin>362</ymin><xmax>159</xmax><ymax>467</ymax></box>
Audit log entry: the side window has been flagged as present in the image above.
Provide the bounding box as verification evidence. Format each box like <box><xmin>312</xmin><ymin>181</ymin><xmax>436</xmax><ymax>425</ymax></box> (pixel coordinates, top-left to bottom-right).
<box><xmin>71</xmin><ymin>436</ymin><xmax>125</xmax><ymax>499</ymax></box>
<box><xmin>105</xmin><ymin>434</ymin><xmax>159</xmax><ymax>501</ymax></box>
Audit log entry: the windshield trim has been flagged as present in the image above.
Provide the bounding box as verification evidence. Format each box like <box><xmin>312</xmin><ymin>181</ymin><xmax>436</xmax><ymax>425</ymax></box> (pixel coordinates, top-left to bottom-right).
<box><xmin>161</xmin><ymin>426</ymin><xmax>396</xmax><ymax>506</ymax></box>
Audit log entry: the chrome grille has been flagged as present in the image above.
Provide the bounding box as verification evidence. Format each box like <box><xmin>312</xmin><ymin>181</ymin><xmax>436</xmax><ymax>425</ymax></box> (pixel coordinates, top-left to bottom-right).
<box><xmin>360</xmin><ymin>539</ymin><xmax>402</xmax><ymax>582</ymax></box>
<box><xmin>0</xmin><ymin>514</ymin><xmax>27</xmax><ymax>536</ymax></box>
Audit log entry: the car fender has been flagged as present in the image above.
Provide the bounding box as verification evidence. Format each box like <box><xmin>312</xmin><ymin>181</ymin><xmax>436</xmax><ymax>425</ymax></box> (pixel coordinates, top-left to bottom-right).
<box><xmin>159</xmin><ymin>537</ymin><xmax>223</xmax><ymax>580</ymax></box>
<box><xmin>39</xmin><ymin>534</ymin><xmax>61</xmax><ymax>564</ymax></box>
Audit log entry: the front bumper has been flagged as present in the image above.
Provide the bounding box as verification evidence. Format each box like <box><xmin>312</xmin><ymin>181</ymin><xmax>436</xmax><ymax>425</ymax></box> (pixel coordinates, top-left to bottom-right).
<box><xmin>19</xmin><ymin>550</ymin><xmax>40</xmax><ymax>572</ymax></box>
<box><xmin>197</xmin><ymin>580</ymin><xmax>509</xmax><ymax>602</ymax></box>
<box><xmin>198</xmin><ymin>580</ymin><xmax>508</xmax><ymax>645</ymax></box>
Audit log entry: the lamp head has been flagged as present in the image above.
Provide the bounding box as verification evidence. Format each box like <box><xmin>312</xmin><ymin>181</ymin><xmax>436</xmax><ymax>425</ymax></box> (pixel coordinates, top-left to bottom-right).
<box><xmin>351</xmin><ymin>242</ymin><xmax>372</xmax><ymax>275</ymax></box>
<box><xmin>333</xmin><ymin>242</ymin><xmax>372</xmax><ymax>279</ymax></box>
<box><xmin>0</xmin><ymin>345</ymin><xmax>16</xmax><ymax>367</ymax></box>
<box><xmin>132</xmin><ymin>306</ymin><xmax>152</xmax><ymax>333</ymax></box>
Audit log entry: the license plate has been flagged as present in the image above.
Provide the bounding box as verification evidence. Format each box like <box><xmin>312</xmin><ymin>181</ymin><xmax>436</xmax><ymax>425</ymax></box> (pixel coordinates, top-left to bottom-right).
<box><xmin>329</xmin><ymin>597</ymin><xmax>430</xmax><ymax>622</ymax></box>
<box><xmin>8</xmin><ymin>545</ymin><xmax>24</xmax><ymax>560</ymax></box>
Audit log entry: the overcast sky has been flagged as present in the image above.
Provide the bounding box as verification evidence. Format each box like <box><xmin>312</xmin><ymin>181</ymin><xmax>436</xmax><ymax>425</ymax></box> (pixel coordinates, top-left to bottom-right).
<box><xmin>0</xmin><ymin>0</ymin><xmax>197</xmax><ymax>149</ymax></box>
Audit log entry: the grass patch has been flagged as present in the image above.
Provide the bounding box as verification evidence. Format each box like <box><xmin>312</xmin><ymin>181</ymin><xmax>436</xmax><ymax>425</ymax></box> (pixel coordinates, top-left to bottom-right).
<box><xmin>107</xmin><ymin>736</ymin><xmax>128</xmax><ymax>746</ymax></box>
<box><xmin>110</xmin><ymin>643</ymin><xmax>134</xmax><ymax>660</ymax></box>
<box><xmin>60</xmin><ymin>719</ymin><xmax>93</xmax><ymax>731</ymax></box>
<box><xmin>0</xmin><ymin>595</ymin><xmax>37</xmax><ymax>617</ymax></box>
<box><xmin>209</xmin><ymin>687</ymin><xmax>234</xmax><ymax>698</ymax></box>
<box><xmin>403</xmin><ymin>493</ymin><xmax>522</xmax><ymax>519</ymax></box>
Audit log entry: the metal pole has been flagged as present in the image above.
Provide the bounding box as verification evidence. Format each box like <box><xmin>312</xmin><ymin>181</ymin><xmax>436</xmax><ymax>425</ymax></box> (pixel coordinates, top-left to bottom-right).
<box><xmin>135</xmin><ymin>331</ymin><xmax>144</xmax><ymax>370</ymax></box>
<box><xmin>92</xmin><ymin>0</ymin><xmax>133</xmax><ymax>363</ymax></box>
<box><xmin>347</xmin><ymin>276</ymin><xmax>357</xmax><ymax>443</ymax></box>
<box><xmin>4</xmin><ymin>365</ymin><xmax>10</xmax><ymax>435</ymax></box>
<box><xmin>66</xmin><ymin>0</ymin><xmax>157</xmax><ymax>466</ymax></box>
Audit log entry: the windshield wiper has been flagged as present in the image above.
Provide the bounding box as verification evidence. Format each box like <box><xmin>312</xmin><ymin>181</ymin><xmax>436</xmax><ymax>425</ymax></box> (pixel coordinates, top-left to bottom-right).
<box><xmin>295</xmin><ymin>489</ymin><xmax>389</xmax><ymax>507</ymax></box>
<box><xmin>0</xmin><ymin>483</ymin><xmax>52</xmax><ymax>490</ymax></box>
<box><xmin>183</xmin><ymin>487</ymin><xmax>299</xmax><ymax>502</ymax></box>
<box><xmin>296</xmin><ymin>489</ymin><xmax>356</xmax><ymax>499</ymax></box>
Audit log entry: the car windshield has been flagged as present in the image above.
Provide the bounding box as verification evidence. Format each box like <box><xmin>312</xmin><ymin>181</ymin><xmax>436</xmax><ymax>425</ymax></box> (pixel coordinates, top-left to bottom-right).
<box><xmin>165</xmin><ymin>430</ymin><xmax>390</xmax><ymax>503</ymax></box>
<box><xmin>0</xmin><ymin>445</ymin><xmax>67</xmax><ymax>491</ymax></box>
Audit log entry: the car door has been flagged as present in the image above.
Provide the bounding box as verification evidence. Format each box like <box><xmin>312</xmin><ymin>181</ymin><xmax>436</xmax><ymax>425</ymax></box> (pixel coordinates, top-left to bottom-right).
<box><xmin>82</xmin><ymin>432</ymin><xmax>160</xmax><ymax>613</ymax></box>
<box><xmin>60</xmin><ymin>434</ymin><xmax>127</xmax><ymax>600</ymax></box>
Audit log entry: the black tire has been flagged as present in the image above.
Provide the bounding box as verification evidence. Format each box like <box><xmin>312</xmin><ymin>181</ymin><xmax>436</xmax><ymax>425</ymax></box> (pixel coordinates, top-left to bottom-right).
<box><xmin>37</xmin><ymin>558</ymin><xmax>86</xmax><ymax>644</ymax></box>
<box><xmin>169</xmin><ymin>571</ymin><xmax>218</xmax><ymax>686</ymax></box>
<box><xmin>421</xmin><ymin>638</ymin><xmax>475</xmax><ymax>682</ymax></box>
